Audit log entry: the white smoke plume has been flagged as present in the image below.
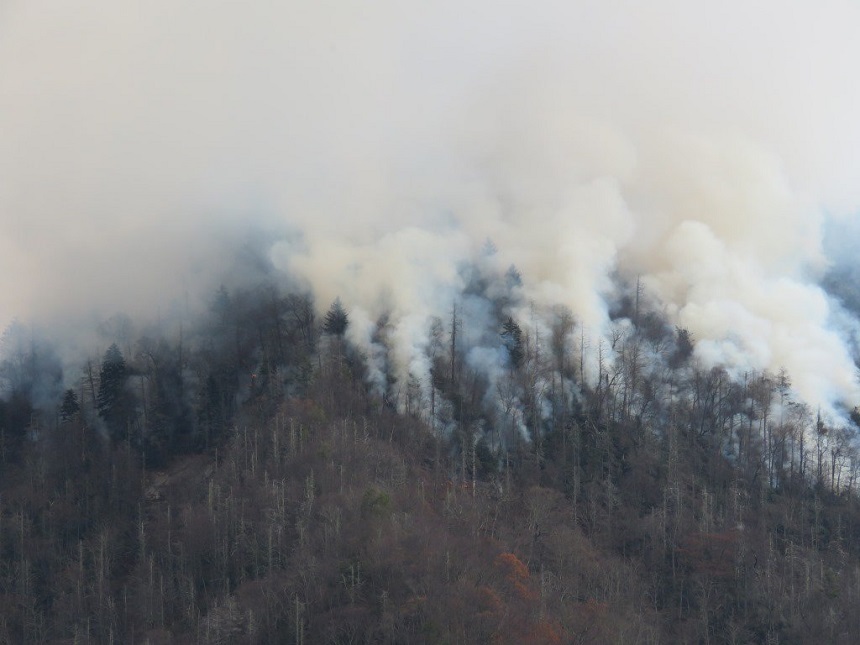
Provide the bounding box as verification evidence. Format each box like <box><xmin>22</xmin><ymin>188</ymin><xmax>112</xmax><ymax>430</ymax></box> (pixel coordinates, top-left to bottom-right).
<box><xmin>2</xmin><ymin>0</ymin><xmax>860</xmax><ymax>411</ymax></box>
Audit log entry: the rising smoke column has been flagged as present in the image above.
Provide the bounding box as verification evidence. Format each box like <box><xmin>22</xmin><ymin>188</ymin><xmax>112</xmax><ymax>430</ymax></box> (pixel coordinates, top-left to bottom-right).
<box><xmin>1</xmin><ymin>1</ymin><xmax>860</xmax><ymax>412</ymax></box>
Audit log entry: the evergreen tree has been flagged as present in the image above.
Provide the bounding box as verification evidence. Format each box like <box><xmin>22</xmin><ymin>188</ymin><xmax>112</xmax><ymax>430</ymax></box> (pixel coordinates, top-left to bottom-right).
<box><xmin>97</xmin><ymin>343</ymin><xmax>133</xmax><ymax>440</ymax></box>
<box><xmin>323</xmin><ymin>298</ymin><xmax>349</xmax><ymax>336</ymax></box>
<box><xmin>501</xmin><ymin>316</ymin><xmax>524</xmax><ymax>369</ymax></box>
<box><xmin>59</xmin><ymin>388</ymin><xmax>80</xmax><ymax>422</ymax></box>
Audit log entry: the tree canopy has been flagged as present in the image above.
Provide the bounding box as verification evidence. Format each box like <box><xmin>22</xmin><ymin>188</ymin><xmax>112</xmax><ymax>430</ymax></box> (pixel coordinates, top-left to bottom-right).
<box><xmin>323</xmin><ymin>297</ymin><xmax>349</xmax><ymax>336</ymax></box>
<box><xmin>97</xmin><ymin>343</ymin><xmax>133</xmax><ymax>440</ymax></box>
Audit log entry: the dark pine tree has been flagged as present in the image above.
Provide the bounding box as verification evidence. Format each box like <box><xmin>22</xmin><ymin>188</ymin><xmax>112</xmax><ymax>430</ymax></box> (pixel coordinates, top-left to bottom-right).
<box><xmin>97</xmin><ymin>343</ymin><xmax>133</xmax><ymax>441</ymax></box>
<box><xmin>59</xmin><ymin>388</ymin><xmax>80</xmax><ymax>422</ymax></box>
<box><xmin>323</xmin><ymin>298</ymin><xmax>349</xmax><ymax>336</ymax></box>
<box><xmin>501</xmin><ymin>316</ymin><xmax>524</xmax><ymax>370</ymax></box>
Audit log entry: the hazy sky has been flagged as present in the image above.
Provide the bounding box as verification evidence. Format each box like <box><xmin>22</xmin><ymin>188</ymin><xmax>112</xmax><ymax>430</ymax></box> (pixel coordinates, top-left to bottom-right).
<box><xmin>2</xmin><ymin>1</ymin><xmax>860</xmax><ymax>407</ymax></box>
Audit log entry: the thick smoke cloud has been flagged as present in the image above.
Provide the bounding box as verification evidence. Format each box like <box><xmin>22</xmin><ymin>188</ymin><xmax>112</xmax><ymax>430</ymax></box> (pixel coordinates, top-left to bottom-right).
<box><xmin>2</xmin><ymin>1</ymin><xmax>860</xmax><ymax>410</ymax></box>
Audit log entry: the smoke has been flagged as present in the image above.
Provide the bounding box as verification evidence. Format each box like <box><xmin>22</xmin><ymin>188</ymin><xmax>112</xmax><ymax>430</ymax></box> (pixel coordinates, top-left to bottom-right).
<box><xmin>2</xmin><ymin>0</ymin><xmax>860</xmax><ymax>412</ymax></box>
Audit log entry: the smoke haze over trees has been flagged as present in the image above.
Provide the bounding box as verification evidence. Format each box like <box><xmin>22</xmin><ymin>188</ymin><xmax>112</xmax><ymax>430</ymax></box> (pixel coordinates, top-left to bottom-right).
<box><xmin>5</xmin><ymin>1</ymin><xmax>860</xmax><ymax>642</ymax></box>
<box><xmin>2</xmin><ymin>274</ymin><xmax>860</xmax><ymax>642</ymax></box>
<box><xmin>2</xmin><ymin>1</ymin><xmax>860</xmax><ymax>413</ymax></box>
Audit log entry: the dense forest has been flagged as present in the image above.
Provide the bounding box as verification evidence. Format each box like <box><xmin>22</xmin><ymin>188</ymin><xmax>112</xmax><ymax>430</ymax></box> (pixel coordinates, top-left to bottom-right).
<box><xmin>3</xmin><ymin>258</ymin><xmax>860</xmax><ymax>644</ymax></box>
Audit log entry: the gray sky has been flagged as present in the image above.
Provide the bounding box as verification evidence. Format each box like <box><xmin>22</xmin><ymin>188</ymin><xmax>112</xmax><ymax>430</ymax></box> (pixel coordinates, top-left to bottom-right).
<box><xmin>2</xmin><ymin>0</ymin><xmax>860</xmax><ymax>407</ymax></box>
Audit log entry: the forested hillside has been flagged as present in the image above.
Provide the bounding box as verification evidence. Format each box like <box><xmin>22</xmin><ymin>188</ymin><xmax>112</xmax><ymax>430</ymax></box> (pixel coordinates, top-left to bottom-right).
<box><xmin>3</xmin><ymin>273</ymin><xmax>860</xmax><ymax>644</ymax></box>
<box><xmin>6</xmin><ymin>0</ymin><xmax>860</xmax><ymax>643</ymax></box>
